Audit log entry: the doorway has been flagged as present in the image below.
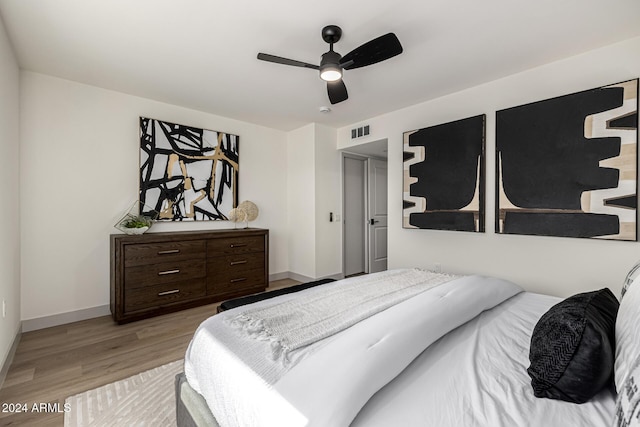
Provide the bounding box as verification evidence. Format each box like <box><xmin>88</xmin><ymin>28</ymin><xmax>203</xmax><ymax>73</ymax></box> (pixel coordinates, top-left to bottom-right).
<box><xmin>342</xmin><ymin>141</ymin><xmax>388</xmax><ymax>277</ymax></box>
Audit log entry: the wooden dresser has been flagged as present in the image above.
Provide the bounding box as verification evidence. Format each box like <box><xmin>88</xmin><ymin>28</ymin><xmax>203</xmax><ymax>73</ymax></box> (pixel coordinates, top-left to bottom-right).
<box><xmin>110</xmin><ymin>228</ymin><xmax>268</xmax><ymax>323</ymax></box>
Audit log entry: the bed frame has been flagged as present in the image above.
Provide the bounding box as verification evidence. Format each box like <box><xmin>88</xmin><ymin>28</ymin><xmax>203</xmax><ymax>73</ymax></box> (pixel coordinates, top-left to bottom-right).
<box><xmin>175</xmin><ymin>372</ymin><xmax>219</xmax><ymax>427</ymax></box>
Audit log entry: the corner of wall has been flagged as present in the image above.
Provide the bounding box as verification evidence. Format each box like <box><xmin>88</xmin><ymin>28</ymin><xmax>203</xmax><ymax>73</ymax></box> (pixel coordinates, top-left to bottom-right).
<box><xmin>0</xmin><ymin>323</ymin><xmax>21</xmax><ymax>389</ymax></box>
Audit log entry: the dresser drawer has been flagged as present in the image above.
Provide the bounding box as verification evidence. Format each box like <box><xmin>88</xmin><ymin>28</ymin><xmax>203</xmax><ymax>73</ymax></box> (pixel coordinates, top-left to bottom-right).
<box><xmin>124</xmin><ymin>259</ymin><xmax>206</xmax><ymax>289</ymax></box>
<box><xmin>207</xmin><ymin>268</ymin><xmax>266</xmax><ymax>295</ymax></box>
<box><xmin>208</xmin><ymin>252</ymin><xmax>265</xmax><ymax>275</ymax></box>
<box><xmin>207</xmin><ymin>236</ymin><xmax>265</xmax><ymax>256</ymax></box>
<box><xmin>124</xmin><ymin>240</ymin><xmax>206</xmax><ymax>267</ymax></box>
<box><xmin>124</xmin><ymin>279</ymin><xmax>206</xmax><ymax>313</ymax></box>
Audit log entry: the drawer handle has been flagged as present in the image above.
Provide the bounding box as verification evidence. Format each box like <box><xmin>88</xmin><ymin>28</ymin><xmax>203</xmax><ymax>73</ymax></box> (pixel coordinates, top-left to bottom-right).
<box><xmin>230</xmin><ymin>260</ymin><xmax>248</xmax><ymax>266</ymax></box>
<box><xmin>158</xmin><ymin>269</ymin><xmax>180</xmax><ymax>276</ymax></box>
<box><xmin>158</xmin><ymin>249</ymin><xmax>180</xmax><ymax>255</ymax></box>
<box><xmin>230</xmin><ymin>243</ymin><xmax>247</xmax><ymax>248</ymax></box>
<box><xmin>230</xmin><ymin>278</ymin><xmax>247</xmax><ymax>283</ymax></box>
<box><xmin>158</xmin><ymin>289</ymin><xmax>180</xmax><ymax>296</ymax></box>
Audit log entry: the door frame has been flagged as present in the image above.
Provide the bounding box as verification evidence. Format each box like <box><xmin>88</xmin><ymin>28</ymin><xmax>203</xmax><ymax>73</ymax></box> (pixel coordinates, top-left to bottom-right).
<box><xmin>341</xmin><ymin>152</ymin><xmax>368</xmax><ymax>276</ymax></box>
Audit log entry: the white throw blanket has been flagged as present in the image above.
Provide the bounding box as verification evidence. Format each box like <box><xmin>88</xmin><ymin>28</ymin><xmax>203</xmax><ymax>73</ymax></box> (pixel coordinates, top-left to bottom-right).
<box><xmin>226</xmin><ymin>269</ymin><xmax>458</xmax><ymax>364</ymax></box>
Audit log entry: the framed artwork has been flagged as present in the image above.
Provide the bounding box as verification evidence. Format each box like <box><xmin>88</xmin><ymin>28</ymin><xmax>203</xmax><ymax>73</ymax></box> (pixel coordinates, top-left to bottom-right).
<box><xmin>139</xmin><ymin>117</ymin><xmax>239</xmax><ymax>221</ymax></box>
<box><xmin>403</xmin><ymin>114</ymin><xmax>486</xmax><ymax>232</ymax></box>
<box><xmin>496</xmin><ymin>79</ymin><xmax>638</xmax><ymax>240</ymax></box>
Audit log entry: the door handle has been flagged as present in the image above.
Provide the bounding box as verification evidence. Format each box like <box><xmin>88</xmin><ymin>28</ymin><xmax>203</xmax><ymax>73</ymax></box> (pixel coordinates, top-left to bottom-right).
<box><xmin>369</xmin><ymin>219</ymin><xmax>379</xmax><ymax>225</ymax></box>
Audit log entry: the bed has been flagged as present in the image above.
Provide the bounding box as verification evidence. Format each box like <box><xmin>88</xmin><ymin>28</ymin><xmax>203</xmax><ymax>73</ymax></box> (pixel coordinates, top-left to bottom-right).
<box><xmin>177</xmin><ymin>267</ymin><xmax>640</xmax><ymax>427</ymax></box>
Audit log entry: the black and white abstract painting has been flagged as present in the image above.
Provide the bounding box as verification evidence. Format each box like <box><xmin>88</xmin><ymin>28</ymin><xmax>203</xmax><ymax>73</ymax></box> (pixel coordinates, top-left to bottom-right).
<box><xmin>403</xmin><ymin>114</ymin><xmax>486</xmax><ymax>232</ymax></box>
<box><xmin>496</xmin><ymin>79</ymin><xmax>638</xmax><ymax>240</ymax></box>
<box><xmin>139</xmin><ymin>117</ymin><xmax>239</xmax><ymax>221</ymax></box>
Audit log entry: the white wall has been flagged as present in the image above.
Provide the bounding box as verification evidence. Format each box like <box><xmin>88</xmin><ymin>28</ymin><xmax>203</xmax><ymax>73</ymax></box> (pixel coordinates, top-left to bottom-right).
<box><xmin>338</xmin><ymin>36</ymin><xmax>640</xmax><ymax>298</ymax></box>
<box><xmin>313</xmin><ymin>124</ymin><xmax>341</xmax><ymax>278</ymax></box>
<box><xmin>286</xmin><ymin>123</ymin><xmax>342</xmax><ymax>279</ymax></box>
<box><xmin>19</xmin><ymin>72</ymin><xmax>289</xmax><ymax>322</ymax></box>
<box><xmin>286</xmin><ymin>124</ymin><xmax>316</xmax><ymax>278</ymax></box>
<box><xmin>0</xmin><ymin>14</ymin><xmax>21</xmax><ymax>368</ymax></box>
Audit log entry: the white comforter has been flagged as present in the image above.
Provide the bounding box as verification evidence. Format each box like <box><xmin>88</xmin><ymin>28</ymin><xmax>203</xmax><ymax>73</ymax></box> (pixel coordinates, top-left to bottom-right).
<box><xmin>351</xmin><ymin>291</ymin><xmax>615</xmax><ymax>427</ymax></box>
<box><xmin>184</xmin><ymin>271</ymin><xmax>522</xmax><ymax>427</ymax></box>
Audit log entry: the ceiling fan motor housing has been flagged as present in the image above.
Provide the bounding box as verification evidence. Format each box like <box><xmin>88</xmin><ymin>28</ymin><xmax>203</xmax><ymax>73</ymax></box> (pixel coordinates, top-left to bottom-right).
<box><xmin>321</xmin><ymin>50</ymin><xmax>342</xmax><ymax>67</ymax></box>
<box><xmin>320</xmin><ymin>50</ymin><xmax>343</xmax><ymax>81</ymax></box>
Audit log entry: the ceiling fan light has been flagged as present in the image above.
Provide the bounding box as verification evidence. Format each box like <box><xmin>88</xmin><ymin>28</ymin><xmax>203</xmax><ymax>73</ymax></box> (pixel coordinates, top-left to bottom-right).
<box><xmin>320</xmin><ymin>66</ymin><xmax>342</xmax><ymax>82</ymax></box>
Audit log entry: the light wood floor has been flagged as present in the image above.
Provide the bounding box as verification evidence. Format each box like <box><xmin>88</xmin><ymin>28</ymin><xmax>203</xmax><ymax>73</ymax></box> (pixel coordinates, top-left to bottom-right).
<box><xmin>0</xmin><ymin>278</ymin><xmax>299</xmax><ymax>426</ymax></box>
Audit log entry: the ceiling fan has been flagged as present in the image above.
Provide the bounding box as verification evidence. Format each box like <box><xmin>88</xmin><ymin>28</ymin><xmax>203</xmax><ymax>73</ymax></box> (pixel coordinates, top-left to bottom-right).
<box><xmin>257</xmin><ymin>25</ymin><xmax>403</xmax><ymax>105</ymax></box>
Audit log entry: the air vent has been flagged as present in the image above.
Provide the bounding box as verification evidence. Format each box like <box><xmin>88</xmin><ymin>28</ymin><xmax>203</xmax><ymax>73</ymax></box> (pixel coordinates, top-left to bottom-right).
<box><xmin>351</xmin><ymin>125</ymin><xmax>370</xmax><ymax>139</ymax></box>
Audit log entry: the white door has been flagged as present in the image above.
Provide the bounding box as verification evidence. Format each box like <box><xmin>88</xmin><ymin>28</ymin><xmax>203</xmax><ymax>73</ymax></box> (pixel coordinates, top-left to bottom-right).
<box><xmin>367</xmin><ymin>158</ymin><xmax>388</xmax><ymax>273</ymax></box>
<box><xmin>343</xmin><ymin>156</ymin><xmax>366</xmax><ymax>276</ymax></box>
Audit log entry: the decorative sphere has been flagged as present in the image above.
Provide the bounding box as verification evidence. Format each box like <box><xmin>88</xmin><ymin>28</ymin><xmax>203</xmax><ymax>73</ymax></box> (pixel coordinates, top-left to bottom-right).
<box><xmin>227</xmin><ymin>208</ymin><xmax>247</xmax><ymax>223</ymax></box>
<box><xmin>238</xmin><ymin>200</ymin><xmax>259</xmax><ymax>222</ymax></box>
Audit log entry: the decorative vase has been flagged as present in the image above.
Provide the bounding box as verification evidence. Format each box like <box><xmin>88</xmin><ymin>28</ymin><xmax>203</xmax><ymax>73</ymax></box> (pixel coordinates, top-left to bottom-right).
<box><xmin>122</xmin><ymin>226</ymin><xmax>149</xmax><ymax>235</ymax></box>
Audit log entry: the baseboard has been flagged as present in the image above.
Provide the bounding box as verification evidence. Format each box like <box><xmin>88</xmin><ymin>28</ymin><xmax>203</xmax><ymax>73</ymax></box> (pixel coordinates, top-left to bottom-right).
<box><xmin>286</xmin><ymin>272</ymin><xmax>314</xmax><ymax>283</ymax></box>
<box><xmin>0</xmin><ymin>324</ymin><xmax>22</xmax><ymax>389</ymax></box>
<box><xmin>323</xmin><ymin>272</ymin><xmax>345</xmax><ymax>281</ymax></box>
<box><xmin>286</xmin><ymin>271</ymin><xmax>344</xmax><ymax>283</ymax></box>
<box><xmin>22</xmin><ymin>304</ymin><xmax>111</xmax><ymax>333</ymax></box>
<box><xmin>268</xmin><ymin>271</ymin><xmax>291</xmax><ymax>282</ymax></box>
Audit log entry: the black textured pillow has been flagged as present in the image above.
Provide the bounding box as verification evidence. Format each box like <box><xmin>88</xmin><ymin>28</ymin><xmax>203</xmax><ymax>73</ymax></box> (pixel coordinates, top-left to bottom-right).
<box><xmin>527</xmin><ymin>288</ymin><xmax>619</xmax><ymax>404</ymax></box>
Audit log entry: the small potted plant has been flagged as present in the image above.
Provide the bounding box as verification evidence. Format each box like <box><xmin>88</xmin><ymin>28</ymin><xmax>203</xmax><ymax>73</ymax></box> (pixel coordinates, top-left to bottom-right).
<box><xmin>114</xmin><ymin>201</ymin><xmax>158</xmax><ymax>235</ymax></box>
<box><xmin>120</xmin><ymin>215</ymin><xmax>153</xmax><ymax>234</ymax></box>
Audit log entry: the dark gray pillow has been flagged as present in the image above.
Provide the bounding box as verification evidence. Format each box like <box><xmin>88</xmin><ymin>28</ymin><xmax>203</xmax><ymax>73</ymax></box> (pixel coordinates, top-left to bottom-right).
<box><xmin>527</xmin><ymin>288</ymin><xmax>619</xmax><ymax>404</ymax></box>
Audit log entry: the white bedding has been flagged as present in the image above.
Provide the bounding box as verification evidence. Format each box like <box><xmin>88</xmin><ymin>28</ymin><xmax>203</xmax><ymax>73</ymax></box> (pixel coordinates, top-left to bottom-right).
<box><xmin>225</xmin><ymin>269</ymin><xmax>459</xmax><ymax>365</ymax></box>
<box><xmin>185</xmin><ymin>271</ymin><xmax>523</xmax><ymax>427</ymax></box>
<box><xmin>351</xmin><ymin>292</ymin><xmax>616</xmax><ymax>427</ymax></box>
<box><xmin>184</xmin><ymin>272</ymin><xmax>616</xmax><ymax>427</ymax></box>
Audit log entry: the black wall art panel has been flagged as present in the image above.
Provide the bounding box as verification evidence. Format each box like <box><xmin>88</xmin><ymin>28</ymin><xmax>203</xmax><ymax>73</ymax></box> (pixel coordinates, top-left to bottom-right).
<box><xmin>139</xmin><ymin>117</ymin><xmax>239</xmax><ymax>221</ymax></box>
<box><xmin>403</xmin><ymin>114</ymin><xmax>486</xmax><ymax>232</ymax></box>
<box><xmin>496</xmin><ymin>79</ymin><xmax>638</xmax><ymax>240</ymax></box>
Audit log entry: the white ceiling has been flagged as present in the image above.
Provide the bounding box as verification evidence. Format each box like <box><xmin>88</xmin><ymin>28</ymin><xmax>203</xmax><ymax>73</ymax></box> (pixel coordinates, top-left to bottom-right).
<box><xmin>1</xmin><ymin>0</ymin><xmax>640</xmax><ymax>131</ymax></box>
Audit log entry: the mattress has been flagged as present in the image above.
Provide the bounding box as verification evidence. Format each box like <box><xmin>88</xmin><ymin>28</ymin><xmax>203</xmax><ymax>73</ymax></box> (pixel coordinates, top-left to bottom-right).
<box><xmin>183</xmin><ymin>273</ymin><xmax>616</xmax><ymax>426</ymax></box>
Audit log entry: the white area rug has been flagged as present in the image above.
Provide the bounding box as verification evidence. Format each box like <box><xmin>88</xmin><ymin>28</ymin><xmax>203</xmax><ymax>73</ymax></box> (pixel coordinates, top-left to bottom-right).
<box><xmin>64</xmin><ymin>360</ymin><xmax>183</xmax><ymax>427</ymax></box>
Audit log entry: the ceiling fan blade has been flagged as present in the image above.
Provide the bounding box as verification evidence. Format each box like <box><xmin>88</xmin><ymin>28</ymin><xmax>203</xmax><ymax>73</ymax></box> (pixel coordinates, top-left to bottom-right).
<box><xmin>257</xmin><ymin>53</ymin><xmax>319</xmax><ymax>70</ymax></box>
<box><xmin>340</xmin><ymin>33</ymin><xmax>403</xmax><ymax>70</ymax></box>
<box><xmin>327</xmin><ymin>79</ymin><xmax>348</xmax><ymax>104</ymax></box>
